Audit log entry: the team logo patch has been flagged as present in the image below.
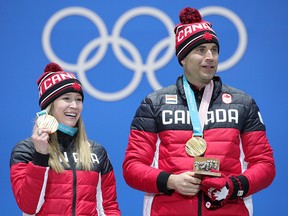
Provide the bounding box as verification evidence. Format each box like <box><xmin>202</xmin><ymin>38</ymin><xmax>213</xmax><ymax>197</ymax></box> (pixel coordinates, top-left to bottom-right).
<box><xmin>165</xmin><ymin>95</ymin><xmax>177</xmax><ymax>104</ymax></box>
<box><xmin>222</xmin><ymin>93</ymin><xmax>232</xmax><ymax>104</ymax></box>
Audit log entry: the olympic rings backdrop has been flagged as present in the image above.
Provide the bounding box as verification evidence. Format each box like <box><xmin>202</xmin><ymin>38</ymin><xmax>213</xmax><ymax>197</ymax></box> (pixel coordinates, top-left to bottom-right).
<box><xmin>1</xmin><ymin>1</ymin><xmax>287</xmax><ymax>215</ymax></box>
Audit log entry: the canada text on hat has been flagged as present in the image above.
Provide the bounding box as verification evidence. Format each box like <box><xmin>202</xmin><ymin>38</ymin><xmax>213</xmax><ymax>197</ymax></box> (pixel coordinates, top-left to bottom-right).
<box><xmin>174</xmin><ymin>7</ymin><xmax>219</xmax><ymax>65</ymax></box>
<box><xmin>37</xmin><ymin>62</ymin><xmax>84</xmax><ymax>110</ymax></box>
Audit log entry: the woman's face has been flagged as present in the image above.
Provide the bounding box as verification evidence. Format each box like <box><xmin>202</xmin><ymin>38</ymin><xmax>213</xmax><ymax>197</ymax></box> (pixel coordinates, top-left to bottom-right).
<box><xmin>52</xmin><ymin>92</ymin><xmax>83</xmax><ymax>127</ymax></box>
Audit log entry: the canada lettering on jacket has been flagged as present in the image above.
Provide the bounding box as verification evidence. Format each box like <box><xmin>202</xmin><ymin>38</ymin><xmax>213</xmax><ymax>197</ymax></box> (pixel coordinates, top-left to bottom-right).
<box><xmin>59</xmin><ymin>152</ymin><xmax>100</xmax><ymax>164</ymax></box>
<box><xmin>162</xmin><ymin>109</ymin><xmax>239</xmax><ymax>125</ymax></box>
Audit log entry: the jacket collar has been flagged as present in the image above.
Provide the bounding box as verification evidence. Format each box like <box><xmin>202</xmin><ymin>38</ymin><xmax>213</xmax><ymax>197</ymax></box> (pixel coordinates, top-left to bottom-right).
<box><xmin>176</xmin><ymin>75</ymin><xmax>222</xmax><ymax>103</ymax></box>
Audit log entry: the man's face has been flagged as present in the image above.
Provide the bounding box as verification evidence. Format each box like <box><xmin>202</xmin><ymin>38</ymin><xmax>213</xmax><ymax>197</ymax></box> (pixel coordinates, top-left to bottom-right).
<box><xmin>181</xmin><ymin>43</ymin><xmax>219</xmax><ymax>87</ymax></box>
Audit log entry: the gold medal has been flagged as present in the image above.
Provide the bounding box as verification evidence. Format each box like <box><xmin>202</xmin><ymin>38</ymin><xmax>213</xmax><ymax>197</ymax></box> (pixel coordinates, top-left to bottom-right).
<box><xmin>185</xmin><ymin>136</ymin><xmax>207</xmax><ymax>157</ymax></box>
<box><xmin>36</xmin><ymin>114</ymin><xmax>58</xmax><ymax>134</ymax></box>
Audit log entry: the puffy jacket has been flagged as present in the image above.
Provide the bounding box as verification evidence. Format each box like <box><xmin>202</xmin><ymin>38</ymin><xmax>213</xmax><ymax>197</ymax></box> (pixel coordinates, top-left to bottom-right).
<box><xmin>10</xmin><ymin>131</ymin><xmax>121</xmax><ymax>216</ymax></box>
<box><xmin>123</xmin><ymin>75</ymin><xmax>275</xmax><ymax>216</ymax></box>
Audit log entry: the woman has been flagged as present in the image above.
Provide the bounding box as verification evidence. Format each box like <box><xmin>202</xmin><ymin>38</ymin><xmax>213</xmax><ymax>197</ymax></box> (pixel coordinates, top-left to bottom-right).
<box><xmin>10</xmin><ymin>62</ymin><xmax>121</xmax><ymax>215</ymax></box>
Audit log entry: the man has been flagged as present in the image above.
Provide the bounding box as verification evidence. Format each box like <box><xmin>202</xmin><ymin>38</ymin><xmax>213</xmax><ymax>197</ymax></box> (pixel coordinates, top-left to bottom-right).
<box><xmin>122</xmin><ymin>7</ymin><xmax>275</xmax><ymax>216</ymax></box>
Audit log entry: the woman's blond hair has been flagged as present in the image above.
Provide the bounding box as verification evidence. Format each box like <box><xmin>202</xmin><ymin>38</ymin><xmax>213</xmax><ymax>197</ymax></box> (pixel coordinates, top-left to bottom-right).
<box><xmin>34</xmin><ymin>104</ymin><xmax>93</xmax><ymax>173</ymax></box>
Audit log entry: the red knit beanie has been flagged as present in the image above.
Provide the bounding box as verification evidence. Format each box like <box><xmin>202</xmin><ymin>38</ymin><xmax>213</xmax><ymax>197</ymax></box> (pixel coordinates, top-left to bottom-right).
<box><xmin>37</xmin><ymin>62</ymin><xmax>84</xmax><ymax>110</ymax></box>
<box><xmin>174</xmin><ymin>7</ymin><xmax>219</xmax><ymax>65</ymax></box>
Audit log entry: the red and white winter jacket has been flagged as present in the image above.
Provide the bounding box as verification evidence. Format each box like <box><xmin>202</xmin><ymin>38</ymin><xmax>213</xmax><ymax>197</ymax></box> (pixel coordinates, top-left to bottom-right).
<box><xmin>10</xmin><ymin>131</ymin><xmax>121</xmax><ymax>216</ymax></box>
<box><xmin>123</xmin><ymin>76</ymin><xmax>275</xmax><ymax>216</ymax></box>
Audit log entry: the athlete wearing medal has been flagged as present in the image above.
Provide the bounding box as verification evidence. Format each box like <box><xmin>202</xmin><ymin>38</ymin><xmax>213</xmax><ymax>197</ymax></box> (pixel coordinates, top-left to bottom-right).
<box><xmin>10</xmin><ymin>62</ymin><xmax>121</xmax><ymax>215</ymax></box>
<box><xmin>123</xmin><ymin>7</ymin><xmax>275</xmax><ymax>216</ymax></box>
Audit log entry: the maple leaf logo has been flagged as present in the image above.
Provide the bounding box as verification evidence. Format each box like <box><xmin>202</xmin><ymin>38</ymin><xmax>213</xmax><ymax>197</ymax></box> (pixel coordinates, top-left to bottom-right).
<box><xmin>72</xmin><ymin>82</ymin><xmax>82</xmax><ymax>92</ymax></box>
<box><xmin>214</xmin><ymin>186</ymin><xmax>229</xmax><ymax>201</ymax></box>
<box><xmin>222</xmin><ymin>93</ymin><xmax>233</xmax><ymax>104</ymax></box>
<box><xmin>203</xmin><ymin>32</ymin><xmax>213</xmax><ymax>41</ymax></box>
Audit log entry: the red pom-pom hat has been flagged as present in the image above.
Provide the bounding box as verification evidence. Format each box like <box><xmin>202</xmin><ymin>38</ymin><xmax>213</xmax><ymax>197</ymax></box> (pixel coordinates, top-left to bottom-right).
<box><xmin>174</xmin><ymin>7</ymin><xmax>219</xmax><ymax>65</ymax></box>
<box><xmin>37</xmin><ymin>62</ymin><xmax>84</xmax><ymax>110</ymax></box>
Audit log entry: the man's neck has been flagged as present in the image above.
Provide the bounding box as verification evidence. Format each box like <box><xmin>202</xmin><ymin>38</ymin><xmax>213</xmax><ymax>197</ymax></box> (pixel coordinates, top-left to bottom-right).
<box><xmin>187</xmin><ymin>80</ymin><xmax>210</xmax><ymax>91</ymax></box>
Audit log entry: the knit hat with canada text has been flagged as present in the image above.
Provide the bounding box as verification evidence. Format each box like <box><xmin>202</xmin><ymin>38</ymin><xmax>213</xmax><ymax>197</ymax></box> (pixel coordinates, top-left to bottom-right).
<box><xmin>174</xmin><ymin>7</ymin><xmax>219</xmax><ymax>65</ymax></box>
<box><xmin>37</xmin><ymin>62</ymin><xmax>84</xmax><ymax>110</ymax></box>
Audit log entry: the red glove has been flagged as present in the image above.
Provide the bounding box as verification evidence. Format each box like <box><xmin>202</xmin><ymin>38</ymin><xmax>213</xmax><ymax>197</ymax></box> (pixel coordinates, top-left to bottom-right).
<box><xmin>200</xmin><ymin>171</ymin><xmax>234</xmax><ymax>202</ymax></box>
<box><xmin>200</xmin><ymin>171</ymin><xmax>249</xmax><ymax>209</ymax></box>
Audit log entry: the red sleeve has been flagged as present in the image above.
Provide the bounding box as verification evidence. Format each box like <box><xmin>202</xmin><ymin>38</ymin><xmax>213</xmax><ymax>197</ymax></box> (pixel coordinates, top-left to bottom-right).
<box><xmin>123</xmin><ymin>129</ymin><xmax>163</xmax><ymax>193</ymax></box>
<box><xmin>10</xmin><ymin>162</ymin><xmax>49</xmax><ymax>214</ymax></box>
<box><xmin>101</xmin><ymin>171</ymin><xmax>121</xmax><ymax>216</ymax></box>
<box><xmin>241</xmin><ymin>130</ymin><xmax>276</xmax><ymax>196</ymax></box>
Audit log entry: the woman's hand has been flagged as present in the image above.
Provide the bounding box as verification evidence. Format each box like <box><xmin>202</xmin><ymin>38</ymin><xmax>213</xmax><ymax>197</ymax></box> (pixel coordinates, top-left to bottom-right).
<box><xmin>32</xmin><ymin>127</ymin><xmax>51</xmax><ymax>154</ymax></box>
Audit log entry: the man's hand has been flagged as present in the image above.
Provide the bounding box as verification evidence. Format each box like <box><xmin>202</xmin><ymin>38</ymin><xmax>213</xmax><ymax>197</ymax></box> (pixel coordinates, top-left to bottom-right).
<box><xmin>201</xmin><ymin>170</ymin><xmax>247</xmax><ymax>202</ymax></box>
<box><xmin>201</xmin><ymin>175</ymin><xmax>232</xmax><ymax>201</ymax></box>
<box><xmin>167</xmin><ymin>171</ymin><xmax>202</xmax><ymax>196</ymax></box>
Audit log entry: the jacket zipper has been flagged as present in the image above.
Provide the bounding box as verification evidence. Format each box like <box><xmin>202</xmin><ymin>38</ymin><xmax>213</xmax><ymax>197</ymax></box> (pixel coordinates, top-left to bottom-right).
<box><xmin>198</xmin><ymin>191</ymin><xmax>202</xmax><ymax>216</ymax></box>
<box><xmin>72</xmin><ymin>168</ymin><xmax>77</xmax><ymax>216</ymax></box>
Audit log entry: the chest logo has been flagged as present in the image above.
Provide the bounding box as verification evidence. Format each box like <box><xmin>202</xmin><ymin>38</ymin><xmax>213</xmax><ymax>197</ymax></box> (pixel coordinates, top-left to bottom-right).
<box><xmin>222</xmin><ymin>93</ymin><xmax>232</xmax><ymax>104</ymax></box>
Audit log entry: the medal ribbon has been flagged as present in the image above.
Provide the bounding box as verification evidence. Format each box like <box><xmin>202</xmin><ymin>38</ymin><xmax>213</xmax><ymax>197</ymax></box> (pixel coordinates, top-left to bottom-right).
<box><xmin>58</xmin><ymin>123</ymin><xmax>78</xmax><ymax>136</ymax></box>
<box><xmin>183</xmin><ymin>76</ymin><xmax>214</xmax><ymax>137</ymax></box>
<box><xmin>36</xmin><ymin>110</ymin><xmax>48</xmax><ymax>117</ymax></box>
